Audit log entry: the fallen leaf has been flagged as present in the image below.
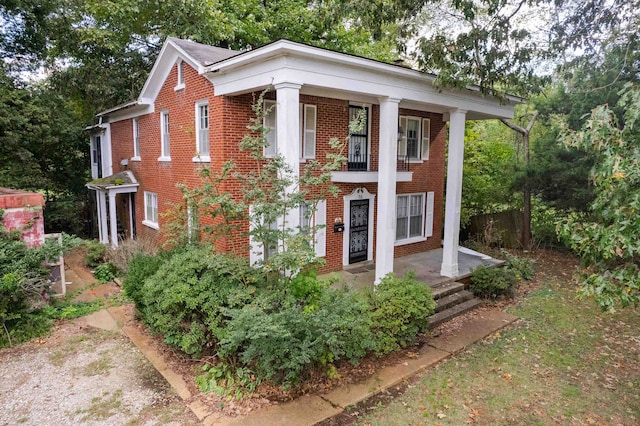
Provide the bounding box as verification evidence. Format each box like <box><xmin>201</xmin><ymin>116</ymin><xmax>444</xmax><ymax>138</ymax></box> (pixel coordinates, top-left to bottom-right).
<box><xmin>503</xmin><ymin>373</ymin><xmax>512</xmax><ymax>381</ymax></box>
<box><xmin>437</xmin><ymin>412</ymin><xmax>446</xmax><ymax>419</ymax></box>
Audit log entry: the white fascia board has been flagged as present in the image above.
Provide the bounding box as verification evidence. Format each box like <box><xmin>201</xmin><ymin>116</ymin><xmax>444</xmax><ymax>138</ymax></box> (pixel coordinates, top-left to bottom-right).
<box><xmin>106</xmin><ymin>103</ymin><xmax>155</xmax><ymax>123</ymax></box>
<box><xmin>209</xmin><ymin>53</ymin><xmax>516</xmax><ymax>119</ymax></box>
<box><xmin>138</xmin><ymin>39</ymin><xmax>206</xmax><ymax>102</ymax></box>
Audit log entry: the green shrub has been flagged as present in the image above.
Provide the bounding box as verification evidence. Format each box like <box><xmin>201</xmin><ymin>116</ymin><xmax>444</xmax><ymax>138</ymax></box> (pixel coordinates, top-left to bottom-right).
<box><xmin>503</xmin><ymin>252</ymin><xmax>536</xmax><ymax>280</ymax></box>
<box><xmin>83</xmin><ymin>240</ymin><xmax>107</xmax><ymax>267</ymax></box>
<box><xmin>140</xmin><ymin>246</ymin><xmax>262</xmax><ymax>357</ymax></box>
<box><xmin>93</xmin><ymin>262</ymin><xmax>117</xmax><ymax>282</ymax></box>
<box><xmin>218</xmin><ymin>287</ymin><xmax>373</xmax><ymax>386</ymax></box>
<box><xmin>365</xmin><ymin>272</ymin><xmax>436</xmax><ymax>355</ymax></box>
<box><xmin>122</xmin><ymin>253</ymin><xmax>165</xmax><ymax>307</ymax></box>
<box><xmin>470</xmin><ymin>265</ymin><xmax>517</xmax><ymax>299</ymax></box>
<box><xmin>106</xmin><ymin>236</ymin><xmax>158</xmax><ymax>275</ymax></box>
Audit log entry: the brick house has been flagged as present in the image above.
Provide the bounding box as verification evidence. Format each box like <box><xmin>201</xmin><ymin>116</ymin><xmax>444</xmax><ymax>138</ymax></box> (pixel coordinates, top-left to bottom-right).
<box><xmin>87</xmin><ymin>38</ymin><xmax>518</xmax><ymax>282</ymax></box>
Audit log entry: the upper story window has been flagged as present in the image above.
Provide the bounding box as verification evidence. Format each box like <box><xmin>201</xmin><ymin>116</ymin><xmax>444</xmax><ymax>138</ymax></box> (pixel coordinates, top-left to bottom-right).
<box><xmin>263</xmin><ymin>100</ymin><xmax>277</xmax><ymax>157</ymax></box>
<box><xmin>348</xmin><ymin>105</ymin><xmax>369</xmax><ymax>171</ymax></box>
<box><xmin>132</xmin><ymin>118</ymin><xmax>141</xmax><ymax>160</ymax></box>
<box><xmin>398</xmin><ymin>116</ymin><xmax>430</xmax><ymax>160</ymax></box>
<box><xmin>143</xmin><ymin>191</ymin><xmax>159</xmax><ymax>229</ymax></box>
<box><xmin>194</xmin><ymin>101</ymin><xmax>210</xmax><ymax>161</ymax></box>
<box><xmin>300</xmin><ymin>104</ymin><xmax>316</xmax><ymax>160</ymax></box>
<box><xmin>91</xmin><ymin>135</ymin><xmax>103</xmax><ymax>178</ymax></box>
<box><xmin>175</xmin><ymin>60</ymin><xmax>185</xmax><ymax>91</ymax></box>
<box><xmin>159</xmin><ymin>110</ymin><xmax>171</xmax><ymax>161</ymax></box>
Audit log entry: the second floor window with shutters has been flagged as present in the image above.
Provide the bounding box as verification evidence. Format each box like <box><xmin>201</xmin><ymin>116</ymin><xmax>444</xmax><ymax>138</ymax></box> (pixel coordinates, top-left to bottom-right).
<box><xmin>300</xmin><ymin>104</ymin><xmax>316</xmax><ymax>159</ymax></box>
<box><xmin>398</xmin><ymin>116</ymin><xmax>431</xmax><ymax>161</ymax></box>
<box><xmin>195</xmin><ymin>101</ymin><xmax>209</xmax><ymax>159</ymax></box>
<box><xmin>263</xmin><ymin>100</ymin><xmax>277</xmax><ymax>157</ymax></box>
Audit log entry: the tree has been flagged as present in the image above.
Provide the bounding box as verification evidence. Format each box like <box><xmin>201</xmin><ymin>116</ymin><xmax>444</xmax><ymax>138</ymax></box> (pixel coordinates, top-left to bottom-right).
<box><xmin>557</xmin><ymin>84</ymin><xmax>640</xmax><ymax>311</ymax></box>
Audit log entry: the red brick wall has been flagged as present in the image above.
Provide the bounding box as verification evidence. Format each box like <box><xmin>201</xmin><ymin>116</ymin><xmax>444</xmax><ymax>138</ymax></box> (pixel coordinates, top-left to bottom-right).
<box><xmin>0</xmin><ymin>189</ymin><xmax>45</xmax><ymax>248</ymax></box>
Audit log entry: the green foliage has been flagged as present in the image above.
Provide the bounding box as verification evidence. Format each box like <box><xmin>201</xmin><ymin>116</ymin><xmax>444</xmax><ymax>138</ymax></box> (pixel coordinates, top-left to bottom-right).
<box><xmin>218</xmin><ymin>287</ymin><xmax>373</xmax><ymax>386</ymax></box>
<box><xmin>196</xmin><ymin>363</ymin><xmax>260</xmax><ymax>401</ymax></box>
<box><xmin>557</xmin><ymin>84</ymin><xmax>640</xmax><ymax>311</ymax></box>
<box><xmin>365</xmin><ymin>272</ymin><xmax>436</xmax><ymax>355</ymax></box>
<box><xmin>83</xmin><ymin>240</ymin><xmax>107</xmax><ymax>267</ymax></box>
<box><xmin>470</xmin><ymin>266</ymin><xmax>517</xmax><ymax>299</ymax></box>
<box><xmin>502</xmin><ymin>252</ymin><xmax>536</xmax><ymax>281</ymax></box>
<box><xmin>289</xmin><ymin>269</ymin><xmax>326</xmax><ymax>311</ymax></box>
<box><xmin>140</xmin><ymin>246</ymin><xmax>262</xmax><ymax>357</ymax></box>
<box><xmin>105</xmin><ymin>236</ymin><xmax>157</xmax><ymax>275</ymax></box>
<box><xmin>93</xmin><ymin>262</ymin><xmax>116</xmax><ymax>283</ymax></box>
<box><xmin>122</xmin><ymin>253</ymin><xmax>165</xmax><ymax>307</ymax></box>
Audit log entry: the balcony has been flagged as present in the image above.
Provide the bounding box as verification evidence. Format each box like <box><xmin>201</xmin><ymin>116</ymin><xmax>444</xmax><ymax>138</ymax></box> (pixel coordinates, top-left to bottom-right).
<box><xmin>330</xmin><ymin>154</ymin><xmax>414</xmax><ymax>183</ymax></box>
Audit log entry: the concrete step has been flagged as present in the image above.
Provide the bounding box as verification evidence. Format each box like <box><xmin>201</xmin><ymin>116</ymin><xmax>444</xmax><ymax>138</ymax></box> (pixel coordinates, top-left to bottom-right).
<box><xmin>428</xmin><ymin>298</ymin><xmax>482</xmax><ymax>329</ymax></box>
<box><xmin>430</xmin><ymin>281</ymin><xmax>465</xmax><ymax>300</ymax></box>
<box><xmin>434</xmin><ymin>289</ymin><xmax>475</xmax><ymax>313</ymax></box>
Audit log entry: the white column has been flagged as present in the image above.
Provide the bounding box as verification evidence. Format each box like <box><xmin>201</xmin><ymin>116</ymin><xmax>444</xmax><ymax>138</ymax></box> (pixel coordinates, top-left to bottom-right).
<box><xmin>375</xmin><ymin>97</ymin><xmax>401</xmax><ymax>284</ymax></box>
<box><xmin>274</xmin><ymin>82</ymin><xmax>302</xmax><ymax>231</ymax></box>
<box><xmin>108</xmin><ymin>192</ymin><xmax>118</xmax><ymax>247</ymax></box>
<box><xmin>441</xmin><ymin>109</ymin><xmax>467</xmax><ymax>277</ymax></box>
<box><xmin>98</xmin><ymin>191</ymin><xmax>108</xmax><ymax>244</ymax></box>
<box><xmin>128</xmin><ymin>193</ymin><xmax>135</xmax><ymax>239</ymax></box>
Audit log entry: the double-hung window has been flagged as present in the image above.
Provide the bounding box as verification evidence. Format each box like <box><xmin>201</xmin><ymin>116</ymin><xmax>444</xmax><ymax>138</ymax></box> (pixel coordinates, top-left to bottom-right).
<box><xmin>395</xmin><ymin>192</ymin><xmax>434</xmax><ymax>243</ymax></box>
<box><xmin>194</xmin><ymin>101</ymin><xmax>209</xmax><ymax>160</ymax></box>
<box><xmin>298</xmin><ymin>200</ymin><xmax>326</xmax><ymax>257</ymax></box>
<box><xmin>300</xmin><ymin>104</ymin><xmax>316</xmax><ymax>159</ymax></box>
<box><xmin>132</xmin><ymin>118</ymin><xmax>140</xmax><ymax>160</ymax></box>
<box><xmin>159</xmin><ymin>110</ymin><xmax>170</xmax><ymax>161</ymax></box>
<box><xmin>398</xmin><ymin>116</ymin><xmax>430</xmax><ymax>160</ymax></box>
<box><xmin>263</xmin><ymin>100</ymin><xmax>277</xmax><ymax>157</ymax></box>
<box><xmin>143</xmin><ymin>192</ymin><xmax>159</xmax><ymax>229</ymax></box>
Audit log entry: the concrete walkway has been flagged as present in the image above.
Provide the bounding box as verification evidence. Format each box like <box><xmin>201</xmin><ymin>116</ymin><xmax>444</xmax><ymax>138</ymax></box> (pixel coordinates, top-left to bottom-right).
<box><xmin>69</xmin><ymin>259</ymin><xmax>518</xmax><ymax>426</ymax></box>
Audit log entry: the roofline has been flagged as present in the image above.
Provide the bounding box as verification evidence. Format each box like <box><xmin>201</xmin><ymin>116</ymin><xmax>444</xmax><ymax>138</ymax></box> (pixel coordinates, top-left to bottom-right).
<box><xmin>206</xmin><ymin>39</ymin><xmax>524</xmax><ymax>104</ymax></box>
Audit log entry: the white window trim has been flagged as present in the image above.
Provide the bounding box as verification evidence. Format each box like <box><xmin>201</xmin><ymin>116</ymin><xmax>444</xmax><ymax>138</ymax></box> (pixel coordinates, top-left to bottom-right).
<box><xmin>263</xmin><ymin>99</ymin><xmax>277</xmax><ymax>157</ymax></box>
<box><xmin>143</xmin><ymin>191</ymin><xmax>159</xmax><ymax>230</ymax></box>
<box><xmin>300</xmin><ymin>104</ymin><xmax>317</xmax><ymax>160</ymax></box>
<box><xmin>132</xmin><ymin>118</ymin><xmax>141</xmax><ymax>161</ymax></box>
<box><xmin>348</xmin><ymin>103</ymin><xmax>372</xmax><ymax>170</ymax></box>
<box><xmin>158</xmin><ymin>110</ymin><xmax>171</xmax><ymax>161</ymax></box>
<box><xmin>193</xmin><ymin>99</ymin><xmax>211</xmax><ymax>162</ymax></box>
<box><xmin>394</xmin><ymin>192</ymin><xmax>427</xmax><ymax>246</ymax></box>
<box><xmin>174</xmin><ymin>60</ymin><xmax>185</xmax><ymax>91</ymax></box>
<box><xmin>398</xmin><ymin>116</ymin><xmax>430</xmax><ymax>162</ymax></box>
<box><xmin>299</xmin><ymin>200</ymin><xmax>326</xmax><ymax>257</ymax></box>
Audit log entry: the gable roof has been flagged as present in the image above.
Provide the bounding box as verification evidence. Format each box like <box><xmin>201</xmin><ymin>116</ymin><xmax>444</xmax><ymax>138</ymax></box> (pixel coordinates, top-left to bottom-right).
<box><xmin>167</xmin><ymin>37</ymin><xmax>239</xmax><ymax>66</ymax></box>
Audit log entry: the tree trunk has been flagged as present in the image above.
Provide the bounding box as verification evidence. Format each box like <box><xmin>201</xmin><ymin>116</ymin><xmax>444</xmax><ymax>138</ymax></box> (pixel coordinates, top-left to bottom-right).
<box><xmin>500</xmin><ymin>111</ymin><xmax>538</xmax><ymax>250</ymax></box>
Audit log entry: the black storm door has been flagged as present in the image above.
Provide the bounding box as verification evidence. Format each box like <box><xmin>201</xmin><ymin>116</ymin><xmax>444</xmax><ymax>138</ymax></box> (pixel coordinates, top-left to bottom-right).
<box><xmin>349</xmin><ymin>199</ymin><xmax>369</xmax><ymax>264</ymax></box>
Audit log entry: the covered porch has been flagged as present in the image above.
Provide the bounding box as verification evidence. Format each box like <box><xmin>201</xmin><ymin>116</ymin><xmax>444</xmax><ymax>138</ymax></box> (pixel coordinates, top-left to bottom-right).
<box><xmin>326</xmin><ymin>247</ymin><xmax>504</xmax><ymax>290</ymax></box>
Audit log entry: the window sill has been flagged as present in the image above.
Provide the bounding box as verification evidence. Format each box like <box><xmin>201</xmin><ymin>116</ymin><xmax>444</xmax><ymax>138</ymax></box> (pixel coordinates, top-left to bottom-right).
<box><xmin>174</xmin><ymin>83</ymin><xmax>185</xmax><ymax>91</ymax></box>
<box><xmin>131</xmin><ymin>156</ymin><xmax>141</xmax><ymax>162</ymax></box>
<box><xmin>192</xmin><ymin>155</ymin><xmax>211</xmax><ymax>163</ymax></box>
<box><xmin>394</xmin><ymin>236</ymin><xmax>427</xmax><ymax>246</ymax></box>
<box><xmin>157</xmin><ymin>156</ymin><xmax>171</xmax><ymax>162</ymax></box>
<box><xmin>142</xmin><ymin>220</ymin><xmax>160</xmax><ymax>230</ymax></box>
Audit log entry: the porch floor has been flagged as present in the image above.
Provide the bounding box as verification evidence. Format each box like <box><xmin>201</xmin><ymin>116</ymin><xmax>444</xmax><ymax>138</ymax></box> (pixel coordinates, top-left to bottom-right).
<box><xmin>324</xmin><ymin>247</ymin><xmax>503</xmax><ymax>290</ymax></box>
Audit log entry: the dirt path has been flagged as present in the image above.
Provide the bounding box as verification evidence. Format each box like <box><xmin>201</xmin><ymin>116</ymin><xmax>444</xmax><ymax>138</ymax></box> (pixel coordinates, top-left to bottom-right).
<box><xmin>0</xmin><ymin>321</ymin><xmax>199</xmax><ymax>426</ymax></box>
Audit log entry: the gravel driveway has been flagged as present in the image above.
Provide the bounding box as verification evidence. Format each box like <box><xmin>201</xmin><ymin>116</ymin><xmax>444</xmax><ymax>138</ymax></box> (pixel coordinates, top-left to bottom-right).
<box><xmin>0</xmin><ymin>321</ymin><xmax>198</xmax><ymax>425</ymax></box>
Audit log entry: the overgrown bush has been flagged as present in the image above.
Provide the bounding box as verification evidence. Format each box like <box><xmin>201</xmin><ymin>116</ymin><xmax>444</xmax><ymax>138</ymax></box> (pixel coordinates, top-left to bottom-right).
<box><xmin>140</xmin><ymin>246</ymin><xmax>263</xmax><ymax>357</ymax></box>
<box><xmin>83</xmin><ymin>240</ymin><xmax>107</xmax><ymax>267</ymax></box>
<box><xmin>470</xmin><ymin>265</ymin><xmax>517</xmax><ymax>299</ymax></box>
<box><xmin>93</xmin><ymin>262</ymin><xmax>117</xmax><ymax>283</ymax></box>
<box><xmin>503</xmin><ymin>252</ymin><xmax>536</xmax><ymax>280</ymax></box>
<box><xmin>365</xmin><ymin>272</ymin><xmax>436</xmax><ymax>355</ymax></box>
<box><xmin>218</xmin><ymin>287</ymin><xmax>373</xmax><ymax>386</ymax></box>
<box><xmin>106</xmin><ymin>236</ymin><xmax>157</xmax><ymax>275</ymax></box>
<box><xmin>123</xmin><ymin>253</ymin><xmax>166</xmax><ymax>307</ymax></box>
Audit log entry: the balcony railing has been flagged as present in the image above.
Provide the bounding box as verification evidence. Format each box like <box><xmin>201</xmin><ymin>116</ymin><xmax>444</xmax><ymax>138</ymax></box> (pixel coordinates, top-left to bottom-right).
<box><xmin>340</xmin><ymin>154</ymin><xmax>413</xmax><ymax>172</ymax></box>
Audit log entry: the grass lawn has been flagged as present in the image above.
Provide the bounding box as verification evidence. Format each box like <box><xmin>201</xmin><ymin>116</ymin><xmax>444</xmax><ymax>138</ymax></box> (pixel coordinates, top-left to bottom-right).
<box><xmin>354</xmin><ymin>252</ymin><xmax>640</xmax><ymax>425</ymax></box>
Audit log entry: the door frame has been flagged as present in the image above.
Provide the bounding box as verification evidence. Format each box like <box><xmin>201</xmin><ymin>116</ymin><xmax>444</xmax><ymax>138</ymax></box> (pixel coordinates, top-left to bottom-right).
<box><xmin>343</xmin><ymin>187</ymin><xmax>375</xmax><ymax>266</ymax></box>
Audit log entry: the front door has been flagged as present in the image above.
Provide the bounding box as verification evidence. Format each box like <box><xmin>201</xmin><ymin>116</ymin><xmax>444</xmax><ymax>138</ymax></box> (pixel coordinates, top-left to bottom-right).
<box><xmin>349</xmin><ymin>199</ymin><xmax>369</xmax><ymax>264</ymax></box>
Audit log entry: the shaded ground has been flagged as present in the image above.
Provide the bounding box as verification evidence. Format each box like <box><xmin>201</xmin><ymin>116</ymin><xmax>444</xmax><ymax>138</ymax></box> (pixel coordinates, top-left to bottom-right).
<box><xmin>343</xmin><ymin>249</ymin><xmax>640</xmax><ymax>425</ymax></box>
<box><xmin>0</xmin><ymin>321</ymin><xmax>199</xmax><ymax>426</ymax></box>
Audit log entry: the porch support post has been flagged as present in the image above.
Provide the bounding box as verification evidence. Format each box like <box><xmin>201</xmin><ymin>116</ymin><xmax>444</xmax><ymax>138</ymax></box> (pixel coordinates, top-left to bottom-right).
<box><xmin>375</xmin><ymin>96</ymin><xmax>401</xmax><ymax>284</ymax></box>
<box><xmin>274</xmin><ymin>82</ymin><xmax>302</xmax><ymax>231</ymax></box>
<box><xmin>98</xmin><ymin>191</ymin><xmax>108</xmax><ymax>244</ymax></box>
<box><xmin>441</xmin><ymin>109</ymin><xmax>467</xmax><ymax>277</ymax></box>
<box><xmin>128</xmin><ymin>193</ymin><xmax>134</xmax><ymax>239</ymax></box>
<box><xmin>108</xmin><ymin>191</ymin><xmax>118</xmax><ymax>247</ymax></box>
